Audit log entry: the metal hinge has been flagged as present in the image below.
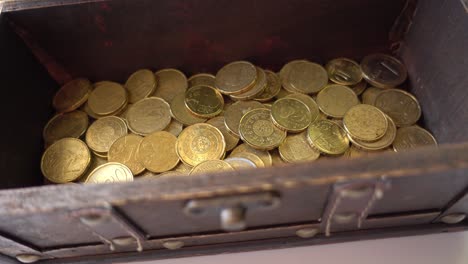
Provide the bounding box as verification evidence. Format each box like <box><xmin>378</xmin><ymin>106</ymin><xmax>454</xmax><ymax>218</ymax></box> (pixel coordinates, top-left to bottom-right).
<box><xmin>321</xmin><ymin>178</ymin><xmax>391</xmax><ymax>236</ymax></box>
<box><xmin>71</xmin><ymin>204</ymin><xmax>146</xmax><ymax>252</ymax></box>
<box><xmin>184</xmin><ymin>192</ymin><xmax>281</xmax><ymax>232</ymax></box>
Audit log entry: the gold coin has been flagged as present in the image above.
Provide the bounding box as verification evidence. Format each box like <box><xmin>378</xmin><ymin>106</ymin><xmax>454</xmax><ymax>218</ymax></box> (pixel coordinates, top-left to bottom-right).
<box><xmin>350</xmin><ymin>80</ymin><xmax>367</xmax><ymax>95</ymax></box>
<box><xmin>393</xmin><ymin>126</ymin><xmax>437</xmax><ymax>152</ymax></box>
<box><xmin>125</xmin><ymin>69</ymin><xmax>157</xmax><ymax>103</ymax></box>
<box><xmin>41</xmin><ymin>138</ymin><xmax>91</xmax><ymax>183</ymax></box>
<box><xmin>254</xmin><ymin>70</ymin><xmax>281</xmax><ymax>102</ymax></box>
<box><xmin>185</xmin><ymin>85</ymin><xmax>224</xmax><ymax>118</ymax></box>
<box><xmin>307</xmin><ymin>120</ymin><xmax>349</xmax><ymax>155</ymax></box>
<box><xmin>271</xmin><ymin>98</ymin><xmax>312</xmax><ymax>132</ymax></box>
<box><xmin>343</xmin><ymin>145</ymin><xmax>388</xmax><ymax>158</ymax></box>
<box><xmin>279</xmin><ymin>132</ymin><xmax>320</xmax><ymax>163</ymax></box>
<box><xmin>349</xmin><ymin>115</ymin><xmax>396</xmax><ymax>150</ymax></box>
<box><xmin>85</xmin><ymin>162</ymin><xmax>133</xmax><ymax>184</ymax></box>
<box><xmin>118</xmin><ymin>103</ymin><xmax>132</xmax><ymax>121</ymax></box>
<box><xmin>270</xmin><ymin>148</ymin><xmax>286</xmax><ymax>166</ymax></box>
<box><xmin>108</xmin><ymin>134</ymin><xmax>145</xmax><ymax>175</ymax></box>
<box><xmin>275</xmin><ymin>88</ymin><xmax>293</xmax><ymax>99</ymax></box>
<box><xmin>176</xmin><ymin>123</ymin><xmax>226</xmax><ymax>167</ymax></box>
<box><xmin>215</xmin><ymin>61</ymin><xmax>257</xmax><ymax>95</ymax></box>
<box><xmin>374</xmin><ymin>89</ymin><xmax>421</xmax><ymax>127</ymax></box>
<box><xmin>188</xmin><ymin>73</ymin><xmax>216</xmax><ymax>87</ymax></box>
<box><xmin>361</xmin><ymin>54</ymin><xmax>407</xmax><ymax>88</ymax></box>
<box><xmin>224</xmin><ymin>157</ymin><xmax>257</xmax><ymax>170</ymax></box>
<box><xmin>206</xmin><ymin>116</ymin><xmax>240</xmax><ymax>151</ymax></box>
<box><xmin>231</xmin><ymin>143</ymin><xmax>272</xmax><ymax>166</ymax></box>
<box><xmin>88</xmin><ymin>82</ymin><xmax>127</xmax><ymax>116</ymax></box>
<box><xmin>361</xmin><ymin>87</ymin><xmax>383</xmax><ymax>105</ymax></box>
<box><xmin>229</xmin><ymin>151</ymin><xmax>265</xmax><ymax>168</ymax></box>
<box><xmin>263</xmin><ymin>103</ymin><xmax>272</xmax><ymax>109</ymax></box>
<box><xmin>239</xmin><ymin>108</ymin><xmax>287</xmax><ymax>150</ymax></box>
<box><xmin>138</xmin><ymin>170</ymin><xmax>161</xmax><ymax>180</ymax></box>
<box><xmin>92</xmin><ymin>150</ymin><xmax>108</xmax><ymax>159</ymax></box>
<box><xmin>316</xmin><ymin>84</ymin><xmax>359</xmax><ymax>118</ymax></box>
<box><xmin>326</xmin><ymin>58</ymin><xmax>363</xmax><ymax>86</ymax></box>
<box><xmin>343</xmin><ymin>104</ymin><xmax>388</xmax><ymax>141</ymax></box>
<box><xmin>153</xmin><ymin>69</ymin><xmax>188</xmax><ymax>103</ymax></box>
<box><xmin>189</xmin><ymin>160</ymin><xmax>235</xmax><ymax>175</ymax></box>
<box><xmin>53</xmin><ymin>78</ymin><xmax>92</xmax><ymax>113</ymax></box>
<box><xmin>43</xmin><ymin>110</ymin><xmax>88</xmax><ymax>145</ymax></box>
<box><xmin>285</xmin><ymin>93</ymin><xmax>320</xmax><ymax>122</ymax></box>
<box><xmin>170</xmin><ymin>93</ymin><xmax>207</xmax><ymax>125</ymax></box>
<box><xmin>280</xmin><ymin>60</ymin><xmax>328</xmax><ymax>94</ymax></box>
<box><xmin>137</xmin><ymin>131</ymin><xmax>179</xmax><ymax>173</ymax></box>
<box><xmin>77</xmin><ymin>153</ymin><xmax>108</xmax><ymax>183</ymax></box>
<box><xmin>224</xmin><ymin>100</ymin><xmax>265</xmax><ymax>137</ymax></box>
<box><xmin>127</xmin><ymin>97</ymin><xmax>172</xmax><ymax>135</ymax></box>
<box><xmin>163</xmin><ymin>119</ymin><xmax>184</xmax><ymax>137</ymax></box>
<box><xmin>85</xmin><ymin>116</ymin><xmax>128</xmax><ymax>153</ymax></box>
<box><xmin>174</xmin><ymin>162</ymin><xmax>192</xmax><ymax>173</ymax></box>
<box><xmin>230</xmin><ymin>67</ymin><xmax>267</xmax><ymax>100</ymax></box>
<box><xmin>159</xmin><ymin>171</ymin><xmax>184</xmax><ymax>177</ymax></box>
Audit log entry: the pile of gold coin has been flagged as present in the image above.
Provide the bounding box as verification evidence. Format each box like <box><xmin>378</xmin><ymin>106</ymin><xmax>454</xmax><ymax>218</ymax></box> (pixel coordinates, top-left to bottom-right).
<box><xmin>40</xmin><ymin>54</ymin><xmax>437</xmax><ymax>184</ymax></box>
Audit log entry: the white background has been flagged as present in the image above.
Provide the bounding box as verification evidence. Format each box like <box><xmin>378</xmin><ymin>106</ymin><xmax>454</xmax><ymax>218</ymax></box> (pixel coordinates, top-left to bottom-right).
<box><xmin>131</xmin><ymin>231</ymin><xmax>468</xmax><ymax>264</ymax></box>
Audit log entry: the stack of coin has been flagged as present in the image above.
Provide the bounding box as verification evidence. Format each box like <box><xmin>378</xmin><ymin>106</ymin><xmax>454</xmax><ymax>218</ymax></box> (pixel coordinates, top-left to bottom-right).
<box><xmin>41</xmin><ymin>54</ymin><xmax>438</xmax><ymax>184</ymax></box>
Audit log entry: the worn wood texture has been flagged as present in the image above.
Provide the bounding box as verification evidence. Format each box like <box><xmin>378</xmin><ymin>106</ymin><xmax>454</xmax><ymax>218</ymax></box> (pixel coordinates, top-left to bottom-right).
<box><xmin>401</xmin><ymin>0</ymin><xmax>468</xmax><ymax>144</ymax></box>
<box><xmin>7</xmin><ymin>0</ymin><xmax>405</xmax><ymax>82</ymax></box>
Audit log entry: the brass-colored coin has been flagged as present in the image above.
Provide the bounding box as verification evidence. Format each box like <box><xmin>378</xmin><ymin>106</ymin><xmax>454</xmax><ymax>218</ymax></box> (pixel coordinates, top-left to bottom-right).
<box><xmin>77</xmin><ymin>153</ymin><xmax>108</xmax><ymax>183</ymax></box>
<box><xmin>170</xmin><ymin>93</ymin><xmax>207</xmax><ymax>125</ymax></box>
<box><xmin>85</xmin><ymin>162</ymin><xmax>133</xmax><ymax>184</ymax></box>
<box><xmin>343</xmin><ymin>145</ymin><xmax>389</xmax><ymax>158</ymax></box>
<box><xmin>125</xmin><ymin>69</ymin><xmax>157</xmax><ymax>103</ymax></box>
<box><xmin>176</xmin><ymin>123</ymin><xmax>226</xmax><ymax>167</ymax></box>
<box><xmin>275</xmin><ymin>88</ymin><xmax>293</xmax><ymax>99</ymax></box>
<box><xmin>271</xmin><ymin>98</ymin><xmax>312</xmax><ymax>132</ymax></box>
<box><xmin>43</xmin><ymin>110</ymin><xmax>88</xmax><ymax>145</ymax></box>
<box><xmin>137</xmin><ymin>131</ymin><xmax>179</xmax><ymax>173</ymax></box>
<box><xmin>393</xmin><ymin>126</ymin><xmax>437</xmax><ymax>152</ymax></box>
<box><xmin>280</xmin><ymin>60</ymin><xmax>328</xmax><ymax>94</ymax></box>
<box><xmin>229</xmin><ymin>151</ymin><xmax>265</xmax><ymax>168</ymax></box>
<box><xmin>231</xmin><ymin>143</ymin><xmax>272</xmax><ymax>167</ymax></box>
<box><xmin>326</xmin><ymin>58</ymin><xmax>363</xmax><ymax>86</ymax></box>
<box><xmin>270</xmin><ymin>148</ymin><xmax>286</xmax><ymax>166</ymax></box>
<box><xmin>307</xmin><ymin>120</ymin><xmax>349</xmax><ymax>155</ymax></box>
<box><xmin>316</xmin><ymin>84</ymin><xmax>359</xmax><ymax>118</ymax></box>
<box><xmin>88</xmin><ymin>81</ymin><xmax>127</xmax><ymax>116</ymax></box>
<box><xmin>188</xmin><ymin>73</ymin><xmax>216</xmax><ymax>87</ymax></box>
<box><xmin>254</xmin><ymin>70</ymin><xmax>281</xmax><ymax>102</ymax></box>
<box><xmin>350</xmin><ymin>80</ymin><xmax>367</xmax><ymax>95</ymax></box>
<box><xmin>189</xmin><ymin>160</ymin><xmax>235</xmax><ymax>175</ymax></box>
<box><xmin>138</xmin><ymin>170</ymin><xmax>161</xmax><ymax>180</ymax></box>
<box><xmin>263</xmin><ymin>103</ymin><xmax>272</xmax><ymax>109</ymax></box>
<box><xmin>185</xmin><ymin>85</ymin><xmax>224</xmax><ymax>118</ymax></box>
<box><xmin>230</xmin><ymin>67</ymin><xmax>267</xmax><ymax>100</ymax></box>
<box><xmin>286</xmin><ymin>93</ymin><xmax>320</xmax><ymax>122</ymax></box>
<box><xmin>53</xmin><ymin>78</ymin><xmax>92</xmax><ymax>113</ymax></box>
<box><xmin>163</xmin><ymin>119</ymin><xmax>183</xmax><ymax>137</ymax></box>
<box><xmin>174</xmin><ymin>162</ymin><xmax>192</xmax><ymax>173</ymax></box>
<box><xmin>349</xmin><ymin>115</ymin><xmax>396</xmax><ymax>150</ymax></box>
<box><xmin>153</xmin><ymin>69</ymin><xmax>188</xmax><ymax>103</ymax></box>
<box><xmin>206</xmin><ymin>116</ymin><xmax>240</xmax><ymax>151</ymax></box>
<box><xmin>41</xmin><ymin>138</ymin><xmax>91</xmax><ymax>183</ymax></box>
<box><xmin>279</xmin><ymin>132</ymin><xmax>320</xmax><ymax>163</ymax></box>
<box><xmin>239</xmin><ymin>108</ymin><xmax>287</xmax><ymax>150</ymax></box>
<box><xmin>215</xmin><ymin>61</ymin><xmax>257</xmax><ymax>95</ymax></box>
<box><xmin>159</xmin><ymin>171</ymin><xmax>185</xmax><ymax>177</ymax></box>
<box><xmin>361</xmin><ymin>87</ymin><xmax>383</xmax><ymax>105</ymax></box>
<box><xmin>224</xmin><ymin>100</ymin><xmax>265</xmax><ymax>137</ymax></box>
<box><xmin>224</xmin><ymin>157</ymin><xmax>257</xmax><ymax>170</ymax></box>
<box><xmin>343</xmin><ymin>104</ymin><xmax>388</xmax><ymax>141</ymax></box>
<box><xmin>374</xmin><ymin>89</ymin><xmax>421</xmax><ymax>127</ymax></box>
<box><xmin>127</xmin><ymin>97</ymin><xmax>172</xmax><ymax>135</ymax></box>
<box><xmin>85</xmin><ymin>116</ymin><xmax>128</xmax><ymax>153</ymax></box>
<box><xmin>92</xmin><ymin>150</ymin><xmax>108</xmax><ymax>159</ymax></box>
<box><xmin>81</xmin><ymin>101</ymin><xmax>101</xmax><ymax>120</ymax></box>
<box><xmin>108</xmin><ymin>134</ymin><xmax>145</xmax><ymax>175</ymax></box>
<box><xmin>361</xmin><ymin>54</ymin><xmax>408</xmax><ymax>88</ymax></box>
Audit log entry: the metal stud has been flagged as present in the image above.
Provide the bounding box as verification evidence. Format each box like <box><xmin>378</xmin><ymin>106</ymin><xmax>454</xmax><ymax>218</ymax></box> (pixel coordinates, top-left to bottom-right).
<box><xmin>296</xmin><ymin>228</ymin><xmax>319</xmax><ymax>238</ymax></box>
<box><xmin>112</xmin><ymin>236</ymin><xmax>135</xmax><ymax>246</ymax></box>
<box><xmin>220</xmin><ymin>205</ymin><xmax>246</xmax><ymax>232</ymax></box>
<box><xmin>79</xmin><ymin>213</ymin><xmax>108</xmax><ymax>227</ymax></box>
<box><xmin>16</xmin><ymin>254</ymin><xmax>40</xmax><ymax>263</ymax></box>
<box><xmin>333</xmin><ymin>212</ymin><xmax>358</xmax><ymax>224</ymax></box>
<box><xmin>162</xmin><ymin>241</ymin><xmax>184</xmax><ymax>250</ymax></box>
<box><xmin>441</xmin><ymin>213</ymin><xmax>466</xmax><ymax>224</ymax></box>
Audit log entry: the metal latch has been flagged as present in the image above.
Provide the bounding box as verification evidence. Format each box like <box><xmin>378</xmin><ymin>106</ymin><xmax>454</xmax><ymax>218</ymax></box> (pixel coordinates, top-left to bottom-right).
<box><xmin>321</xmin><ymin>178</ymin><xmax>390</xmax><ymax>236</ymax></box>
<box><xmin>71</xmin><ymin>204</ymin><xmax>145</xmax><ymax>252</ymax></box>
<box><xmin>184</xmin><ymin>192</ymin><xmax>280</xmax><ymax>232</ymax></box>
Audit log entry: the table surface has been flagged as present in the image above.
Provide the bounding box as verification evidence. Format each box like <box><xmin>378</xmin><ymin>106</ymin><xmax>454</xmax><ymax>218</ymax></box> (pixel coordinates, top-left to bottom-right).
<box><xmin>129</xmin><ymin>231</ymin><xmax>468</xmax><ymax>264</ymax></box>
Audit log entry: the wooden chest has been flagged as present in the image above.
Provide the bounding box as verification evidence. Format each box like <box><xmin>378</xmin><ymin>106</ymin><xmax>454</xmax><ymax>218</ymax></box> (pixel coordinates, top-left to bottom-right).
<box><xmin>0</xmin><ymin>0</ymin><xmax>467</xmax><ymax>263</ymax></box>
